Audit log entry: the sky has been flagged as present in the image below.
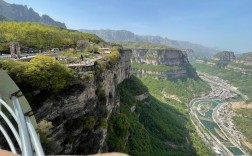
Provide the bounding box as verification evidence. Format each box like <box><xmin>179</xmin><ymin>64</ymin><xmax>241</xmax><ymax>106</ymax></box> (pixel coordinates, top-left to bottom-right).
<box><xmin>5</xmin><ymin>0</ymin><xmax>252</xmax><ymax>53</ymax></box>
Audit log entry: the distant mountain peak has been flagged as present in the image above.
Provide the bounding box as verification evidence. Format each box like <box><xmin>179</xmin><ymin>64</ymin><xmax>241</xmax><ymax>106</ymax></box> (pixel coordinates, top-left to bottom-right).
<box><xmin>80</xmin><ymin>29</ymin><xmax>218</xmax><ymax>57</ymax></box>
<box><xmin>0</xmin><ymin>0</ymin><xmax>66</xmax><ymax>28</ymax></box>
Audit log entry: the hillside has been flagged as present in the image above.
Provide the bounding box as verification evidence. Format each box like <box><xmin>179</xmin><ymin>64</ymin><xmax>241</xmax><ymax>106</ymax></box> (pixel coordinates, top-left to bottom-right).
<box><xmin>107</xmin><ymin>76</ymin><xmax>212</xmax><ymax>156</ymax></box>
<box><xmin>80</xmin><ymin>29</ymin><xmax>218</xmax><ymax>57</ymax></box>
<box><xmin>0</xmin><ymin>22</ymin><xmax>104</xmax><ymax>53</ymax></box>
<box><xmin>0</xmin><ymin>0</ymin><xmax>66</xmax><ymax>28</ymax></box>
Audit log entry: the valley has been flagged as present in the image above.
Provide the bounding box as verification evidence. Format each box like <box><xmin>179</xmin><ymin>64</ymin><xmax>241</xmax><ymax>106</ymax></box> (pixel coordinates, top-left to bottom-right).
<box><xmin>0</xmin><ymin>0</ymin><xmax>251</xmax><ymax>155</ymax></box>
<box><xmin>193</xmin><ymin>52</ymin><xmax>252</xmax><ymax>155</ymax></box>
<box><xmin>190</xmin><ymin>73</ymin><xmax>247</xmax><ymax>156</ymax></box>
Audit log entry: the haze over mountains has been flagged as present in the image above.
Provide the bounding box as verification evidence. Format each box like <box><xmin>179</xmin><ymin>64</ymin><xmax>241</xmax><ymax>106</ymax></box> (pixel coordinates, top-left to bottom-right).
<box><xmin>0</xmin><ymin>0</ymin><xmax>219</xmax><ymax>57</ymax></box>
<box><xmin>0</xmin><ymin>0</ymin><xmax>66</xmax><ymax>28</ymax></box>
<box><xmin>80</xmin><ymin>29</ymin><xmax>219</xmax><ymax>57</ymax></box>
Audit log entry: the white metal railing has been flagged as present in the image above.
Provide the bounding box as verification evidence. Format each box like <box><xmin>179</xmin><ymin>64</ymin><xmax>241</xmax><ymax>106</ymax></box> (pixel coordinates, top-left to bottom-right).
<box><xmin>0</xmin><ymin>96</ymin><xmax>45</xmax><ymax>156</ymax></box>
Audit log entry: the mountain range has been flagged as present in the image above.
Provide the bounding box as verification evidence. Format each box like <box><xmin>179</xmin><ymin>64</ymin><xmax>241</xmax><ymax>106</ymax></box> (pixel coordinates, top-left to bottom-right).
<box><xmin>0</xmin><ymin>0</ymin><xmax>66</xmax><ymax>28</ymax></box>
<box><xmin>80</xmin><ymin>29</ymin><xmax>219</xmax><ymax>57</ymax></box>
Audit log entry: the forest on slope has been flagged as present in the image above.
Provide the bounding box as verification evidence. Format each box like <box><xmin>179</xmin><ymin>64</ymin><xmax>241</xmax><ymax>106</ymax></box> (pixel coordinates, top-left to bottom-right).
<box><xmin>0</xmin><ymin>22</ymin><xmax>104</xmax><ymax>53</ymax></box>
<box><xmin>107</xmin><ymin>76</ymin><xmax>212</xmax><ymax>156</ymax></box>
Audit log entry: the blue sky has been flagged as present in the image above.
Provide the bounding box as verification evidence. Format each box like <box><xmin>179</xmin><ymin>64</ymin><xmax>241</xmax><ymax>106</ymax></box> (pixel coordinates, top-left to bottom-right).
<box><xmin>5</xmin><ymin>0</ymin><xmax>252</xmax><ymax>53</ymax></box>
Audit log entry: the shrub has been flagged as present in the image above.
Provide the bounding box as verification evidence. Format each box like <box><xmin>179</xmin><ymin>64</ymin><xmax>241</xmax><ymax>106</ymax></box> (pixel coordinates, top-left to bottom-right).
<box><xmin>37</xmin><ymin>120</ymin><xmax>53</xmax><ymax>144</ymax></box>
<box><xmin>0</xmin><ymin>55</ymin><xmax>74</xmax><ymax>93</ymax></box>
<box><xmin>83</xmin><ymin>116</ymin><xmax>96</xmax><ymax>130</ymax></box>
<box><xmin>99</xmin><ymin>118</ymin><xmax>107</xmax><ymax>129</ymax></box>
<box><xmin>108</xmin><ymin>48</ymin><xmax>120</xmax><ymax>64</ymax></box>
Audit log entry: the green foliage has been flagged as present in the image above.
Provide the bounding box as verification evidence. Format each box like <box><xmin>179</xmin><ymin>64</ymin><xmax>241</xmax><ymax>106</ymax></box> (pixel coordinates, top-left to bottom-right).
<box><xmin>76</xmin><ymin>40</ymin><xmax>90</xmax><ymax>52</ymax></box>
<box><xmin>233</xmin><ymin>115</ymin><xmax>252</xmax><ymax>144</ymax></box>
<box><xmin>192</xmin><ymin>62</ymin><xmax>252</xmax><ymax>100</ymax></box>
<box><xmin>107</xmin><ymin>113</ymin><xmax>130</xmax><ymax>152</ymax></box>
<box><xmin>140</xmin><ymin>77</ymin><xmax>210</xmax><ymax>104</ymax></box>
<box><xmin>37</xmin><ymin>120</ymin><xmax>53</xmax><ymax>144</ymax></box>
<box><xmin>192</xmin><ymin>61</ymin><xmax>252</xmax><ymax>153</ymax></box>
<box><xmin>0</xmin><ymin>55</ymin><xmax>74</xmax><ymax>93</ymax></box>
<box><xmin>94</xmin><ymin>48</ymin><xmax>121</xmax><ymax>77</ymax></box>
<box><xmin>107</xmin><ymin>76</ymin><xmax>212</xmax><ymax>156</ymax></box>
<box><xmin>108</xmin><ymin>48</ymin><xmax>120</xmax><ymax>64</ymax></box>
<box><xmin>83</xmin><ymin>116</ymin><xmax>96</xmax><ymax>130</ymax></box>
<box><xmin>233</xmin><ymin>109</ymin><xmax>252</xmax><ymax>154</ymax></box>
<box><xmin>132</xmin><ymin>62</ymin><xmax>183</xmax><ymax>72</ymax></box>
<box><xmin>118</xmin><ymin>75</ymin><xmax>148</xmax><ymax>95</ymax></box>
<box><xmin>0</xmin><ymin>22</ymin><xmax>104</xmax><ymax>52</ymax></box>
<box><xmin>116</xmin><ymin>41</ymin><xmax>176</xmax><ymax>50</ymax></box>
<box><xmin>99</xmin><ymin>118</ymin><xmax>107</xmax><ymax>129</ymax></box>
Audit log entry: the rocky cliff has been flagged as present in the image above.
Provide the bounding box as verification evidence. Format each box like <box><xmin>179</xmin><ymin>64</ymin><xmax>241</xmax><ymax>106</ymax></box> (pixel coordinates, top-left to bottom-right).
<box><xmin>131</xmin><ymin>48</ymin><xmax>197</xmax><ymax>79</ymax></box>
<box><xmin>132</xmin><ymin>49</ymin><xmax>187</xmax><ymax>65</ymax></box>
<box><xmin>34</xmin><ymin>50</ymin><xmax>132</xmax><ymax>155</ymax></box>
<box><xmin>213</xmin><ymin>51</ymin><xmax>235</xmax><ymax>61</ymax></box>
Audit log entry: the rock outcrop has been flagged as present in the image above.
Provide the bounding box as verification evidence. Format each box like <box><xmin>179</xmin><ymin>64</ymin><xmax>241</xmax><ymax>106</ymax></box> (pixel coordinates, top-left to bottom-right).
<box><xmin>34</xmin><ymin>50</ymin><xmax>132</xmax><ymax>155</ymax></box>
<box><xmin>131</xmin><ymin>48</ymin><xmax>197</xmax><ymax>79</ymax></box>
<box><xmin>132</xmin><ymin>49</ymin><xmax>187</xmax><ymax>66</ymax></box>
<box><xmin>213</xmin><ymin>51</ymin><xmax>235</xmax><ymax>61</ymax></box>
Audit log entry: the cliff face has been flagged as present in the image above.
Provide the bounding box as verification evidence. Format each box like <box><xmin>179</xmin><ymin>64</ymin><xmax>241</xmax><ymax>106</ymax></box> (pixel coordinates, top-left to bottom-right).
<box><xmin>131</xmin><ymin>48</ymin><xmax>196</xmax><ymax>79</ymax></box>
<box><xmin>213</xmin><ymin>51</ymin><xmax>235</xmax><ymax>61</ymax></box>
<box><xmin>34</xmin><ymin>50</ymin><xmax>132</xmax><ymax>155</ymax></box>
<box><xmin>132</xmin><ymin>49</ymin><xmax>187</xmax><ymax>65</ymax></box>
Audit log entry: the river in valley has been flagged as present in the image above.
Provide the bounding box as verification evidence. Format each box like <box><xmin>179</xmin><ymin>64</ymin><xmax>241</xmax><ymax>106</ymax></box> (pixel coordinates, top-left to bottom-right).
<box><xmin>190</xmin><ymin>72</ymin><xmax>247</xmax><ymax>156</ymax></box>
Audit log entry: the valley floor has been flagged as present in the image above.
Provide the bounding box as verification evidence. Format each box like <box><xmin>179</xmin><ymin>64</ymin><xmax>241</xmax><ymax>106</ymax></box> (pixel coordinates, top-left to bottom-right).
<box><xmin>190</xmin><ymin>72</ymin><xmax>248</xmax><ymax>156</ymax></box>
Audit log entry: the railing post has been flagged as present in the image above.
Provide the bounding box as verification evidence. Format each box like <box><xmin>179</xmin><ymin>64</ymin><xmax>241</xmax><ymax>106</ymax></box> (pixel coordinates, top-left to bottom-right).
<box><xmin>26</xmin><ymin>117</ymin><xmax>45</xmax><ymax>156</ymax></box>
<box><xmin>12</xmin><ymin>96</ymin><xmax>33</xmax><ymax>156</ymax></box>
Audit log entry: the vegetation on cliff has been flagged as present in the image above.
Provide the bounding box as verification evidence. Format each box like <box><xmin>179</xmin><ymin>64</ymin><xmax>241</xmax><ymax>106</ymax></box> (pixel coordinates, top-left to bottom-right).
<box><xmin>107</xmin><ymin>76</ymin><xmax>212</xmax><ymax>156</ymax></box>
<box><xmin>132</xmin><ymin>62</ymin><xmax>183</xmax><ymax>72</ymax></box>
<box><xmin>0</xmin><ymin>22</ymin><xmax>104</xmax><ymax>53</ymax></box>
<box><xmin>116</xmin><ymin>41</ymin><xmax>176</xmax><ymax>50</ymax></box>
<box><xmin>0</xmin><ymin>55</ymin><xmax>74</xmax><ymax>103</ymax></box>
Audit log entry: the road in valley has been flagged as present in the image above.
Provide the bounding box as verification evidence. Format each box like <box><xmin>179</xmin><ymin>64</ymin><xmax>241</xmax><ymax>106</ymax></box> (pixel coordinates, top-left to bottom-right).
<box><xmin>189</xmin><ymin>72</ymin><xmax>248</xmax><ymax>156</ymax></box>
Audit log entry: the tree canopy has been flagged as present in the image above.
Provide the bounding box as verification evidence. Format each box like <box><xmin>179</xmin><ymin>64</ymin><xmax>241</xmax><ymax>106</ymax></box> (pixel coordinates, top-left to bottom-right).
<box><xmin>0</xmin><ymin>55</ymin><xmax>74</xmax><ymax>93</ymax></box>
<box><xmin>0</xmin><ymin>22</ymin><xmax>105</xmax><ymax>52</ymax></box>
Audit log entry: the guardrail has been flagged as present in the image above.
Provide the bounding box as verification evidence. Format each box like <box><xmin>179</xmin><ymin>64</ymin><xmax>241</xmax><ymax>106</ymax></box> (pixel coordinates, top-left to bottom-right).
<box><xmin>0</xmin><ymin>95</ymin><xmax>44</xmax><ymax>156</ymax></box>
<box><xmin>0</xmin><ymin>69</ymin><xmax>45</xmax><ymax>156</ymax></box>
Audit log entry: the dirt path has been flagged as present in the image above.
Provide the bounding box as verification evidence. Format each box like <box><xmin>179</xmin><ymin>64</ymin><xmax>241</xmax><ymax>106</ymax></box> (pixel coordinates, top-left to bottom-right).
<box><xmin>231</xmin><ymin>102</ymin><xmax>252</xmax><ymax>109</ymax></box>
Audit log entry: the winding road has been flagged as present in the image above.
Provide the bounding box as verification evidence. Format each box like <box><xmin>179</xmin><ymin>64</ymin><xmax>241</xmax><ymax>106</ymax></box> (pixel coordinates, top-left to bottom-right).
<box><xmin>190</xmin><ymin>72</ymin><xmax>248</xmax><ymax>156</ymax></box>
